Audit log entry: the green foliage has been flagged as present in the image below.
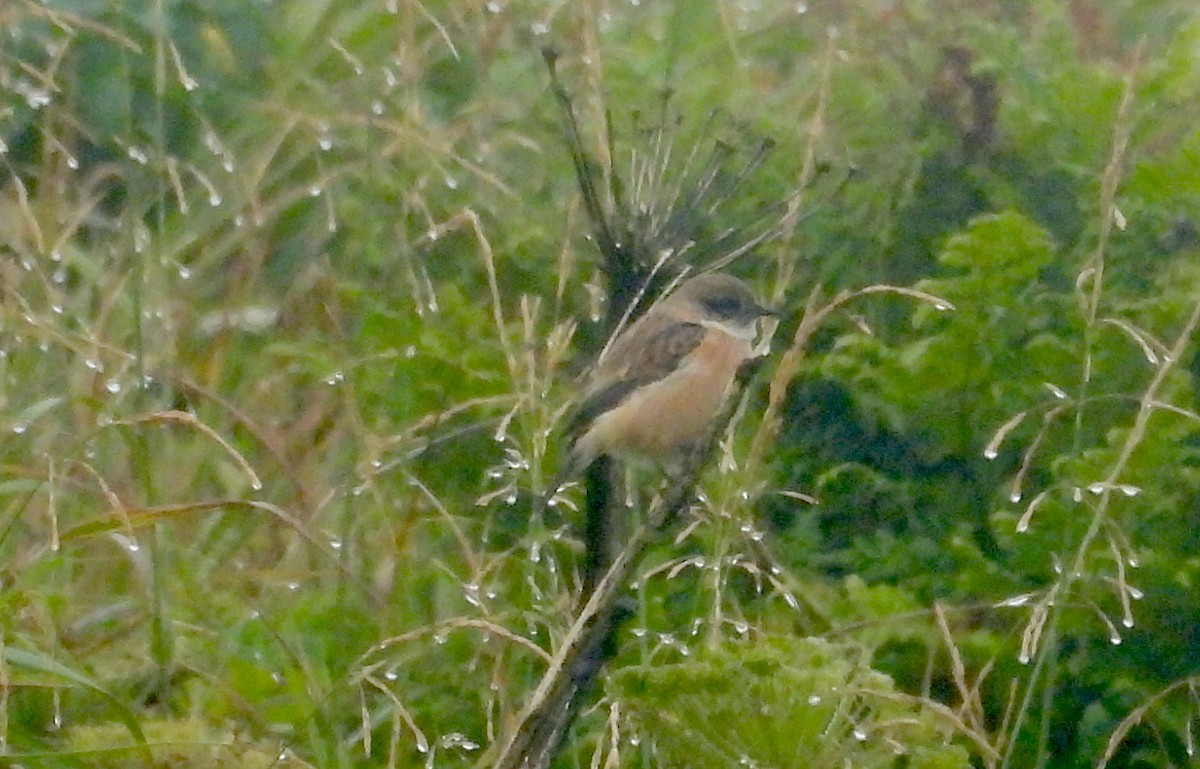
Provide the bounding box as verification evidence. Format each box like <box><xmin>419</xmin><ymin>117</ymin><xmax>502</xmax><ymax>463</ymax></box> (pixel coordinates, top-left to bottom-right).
<box><xmin>612</xmin><ymin>636</ymin><xmax>970</xmax><ymax>769</ymax></box>
<box><xmin>3</xmin><ymin>1</ymin><xmax>1200</xmax><ymax>769</ymax></box>
<box><xmin>58</xmin><ymin>718</ymin><xmax>313</xmax><ymax>769</ymax></box>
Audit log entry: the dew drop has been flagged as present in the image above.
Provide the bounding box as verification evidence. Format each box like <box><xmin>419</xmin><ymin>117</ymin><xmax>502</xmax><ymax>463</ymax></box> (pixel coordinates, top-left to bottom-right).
<box><xmin>105</xmin><ymin>379</ymin><xmax>121</xmax><ymax>394</ymax></box>
<box><xmin>1043</xmin><ymin>382</ymin><xmax>1069</xmax><ymax>400</ymax></box>
<box><xmin>441</xmin><ymin>733</ymin><xmax>480</xmax><ymax>751</ymax></box>
<box><xmin>19</xmin><ymin>83</ymin><xmax>51</xmax><ymax>109</ymax></box>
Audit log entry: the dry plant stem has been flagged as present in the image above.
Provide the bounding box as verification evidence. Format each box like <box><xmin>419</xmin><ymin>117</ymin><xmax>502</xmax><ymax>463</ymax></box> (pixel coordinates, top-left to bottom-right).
<box><xmin>933</xmin><ymin>603</ymin><xmax>997</xmax><ymax>769</ymax></box>
<box><xmin>746</xmin><ymin>283</ymin><xmax>952</xmax><ymax>475</ymax></box>
<box><xmin>1096</xmin><ymin>675</ymin><xmax>1200</xmax><ymax>769</ymax></box>
<box><xmin>486</xmin><ymin>395</ymin><xmax>742</xmax><ymax>769</ymax></box>
<box><xmin>1069</xmin><ymin>297</ymin><xmax>1200</xmax><ymax>579</ymax></box>
<box><xmin>1075</xmin><ymin>41</ymin><xmax>1144</xmax><ymax>446</ymax></box>
<box><xmin>1002</xmin><ymin>294</ymin><xmax>1200</xmax><ymax>766</ymax></box>
<box><xmin>772</xmin><ymin>27</ymin><xmax>837</xmax><ymax>302</ymax></box>
<box><xmin>1003</xmin><ymin>43</ymin><xmax>1159</xmax><ymax>769</ymax></box>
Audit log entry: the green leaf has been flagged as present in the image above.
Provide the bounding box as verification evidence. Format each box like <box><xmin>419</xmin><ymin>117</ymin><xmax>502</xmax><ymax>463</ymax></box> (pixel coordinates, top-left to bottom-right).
<box><xmin>1</xmin><ymin>646</ymin><xmax>152</xmax><ymax>766</ymax></box>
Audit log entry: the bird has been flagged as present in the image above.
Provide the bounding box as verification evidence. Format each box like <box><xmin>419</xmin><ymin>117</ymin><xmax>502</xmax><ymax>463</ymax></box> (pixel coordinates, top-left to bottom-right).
<box><xmin>547</xmin><ymin>273</ymin><xmax>775</xmax><ymax>589</ymax></box>
<box><xmin>549</xmin><ymin>273</ymin><xmax>772</xmax><ymax>494</ymax></box>
<box><xmin>560</xmin><ymin>273</ymin><xmax>775</xmax><ymax>477</ymax></box>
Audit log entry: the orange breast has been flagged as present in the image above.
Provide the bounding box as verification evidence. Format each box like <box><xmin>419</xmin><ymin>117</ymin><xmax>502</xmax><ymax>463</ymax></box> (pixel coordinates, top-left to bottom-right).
<box><xmin>587</xmin><ymin>330</ymin><xmax>752</xmax><ymax>459</ymax></box>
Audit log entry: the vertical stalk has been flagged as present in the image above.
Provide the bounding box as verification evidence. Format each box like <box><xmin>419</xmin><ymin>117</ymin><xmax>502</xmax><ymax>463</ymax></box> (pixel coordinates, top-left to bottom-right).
<box><xmin>137</xmin><ymin>0</ymin><xmax>174</xmax><ymax>695</ymax></box>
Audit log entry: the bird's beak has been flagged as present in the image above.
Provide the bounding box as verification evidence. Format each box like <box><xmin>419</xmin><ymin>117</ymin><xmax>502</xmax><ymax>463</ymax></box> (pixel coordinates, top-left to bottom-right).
<box><xmin>756</xmin><ymin>303</ymin><xmax>778</xmax><ymax>318</ymax></box>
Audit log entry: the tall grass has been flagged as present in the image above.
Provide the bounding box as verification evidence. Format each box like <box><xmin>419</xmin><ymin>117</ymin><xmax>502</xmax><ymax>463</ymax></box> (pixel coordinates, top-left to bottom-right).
<box><xmin>1</xmin><ymin>1</ymin><xmax>1199</xmax><ymax>768</ymax></box>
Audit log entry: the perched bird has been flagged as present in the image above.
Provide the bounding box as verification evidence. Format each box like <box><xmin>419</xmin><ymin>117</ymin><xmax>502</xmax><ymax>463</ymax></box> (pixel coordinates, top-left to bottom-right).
<box><xmin>551</xmin><ymin>273</ymin><xmax>773</xmax><ymax>587</ymax></box>
<box><xmin>559</xmin><ymin>273</ymin><xmax>774</xmax><ymax>480</ymax></box>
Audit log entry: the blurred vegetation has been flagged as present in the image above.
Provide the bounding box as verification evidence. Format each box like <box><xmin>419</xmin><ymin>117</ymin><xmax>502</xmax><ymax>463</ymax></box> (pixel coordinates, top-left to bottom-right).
<box><xmin>1</xmin><ymin>0</ymin><xmax>1199</xmax><ymax>767</ymax></box>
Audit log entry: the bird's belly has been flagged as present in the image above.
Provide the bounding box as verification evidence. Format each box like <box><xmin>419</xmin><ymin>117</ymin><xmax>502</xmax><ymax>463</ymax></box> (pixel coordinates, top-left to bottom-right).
<box><xmin>592</xmin><ymin>333</ymin><xmax>750</xmax><ymax>459</ymax></box>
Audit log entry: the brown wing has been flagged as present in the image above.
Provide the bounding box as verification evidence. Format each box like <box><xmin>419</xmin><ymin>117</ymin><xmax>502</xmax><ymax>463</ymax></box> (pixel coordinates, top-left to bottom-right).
<box><xmin>566</xmin><ymin>320</ymin><xmax>706</xmax><ymax>439</ymax></box>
